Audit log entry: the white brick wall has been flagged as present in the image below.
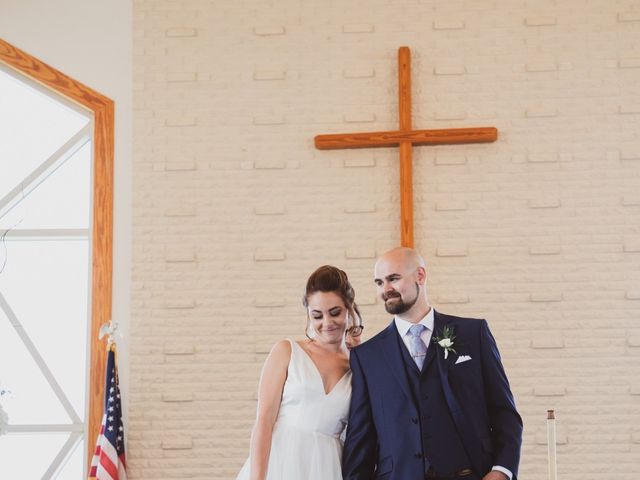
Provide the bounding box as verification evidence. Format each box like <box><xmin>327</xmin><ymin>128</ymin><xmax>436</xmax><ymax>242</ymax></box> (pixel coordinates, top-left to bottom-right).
<box><xmin>132</xmin><ymin>0</ymin><xmax>640</xmax><ymax>478</ymax></box>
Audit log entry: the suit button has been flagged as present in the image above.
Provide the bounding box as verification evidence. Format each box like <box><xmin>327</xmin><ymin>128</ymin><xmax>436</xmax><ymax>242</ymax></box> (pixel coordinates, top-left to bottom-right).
<box><xmin>415</xmin><ymin>452</ymin><xmax>423</xmax><ymax>459</ymax></box>
<box><xmin>411</xmin><ymin>417</ymin><xmax>418</xmax><ymax>424</ymax></box>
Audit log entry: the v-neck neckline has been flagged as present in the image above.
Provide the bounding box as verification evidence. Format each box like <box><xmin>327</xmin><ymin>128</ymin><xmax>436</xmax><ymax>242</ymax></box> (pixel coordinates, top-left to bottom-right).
<box><xmin>294</xmin><ymin>340</ymin><xmax>349</xmax><ymax>396</ymax></box>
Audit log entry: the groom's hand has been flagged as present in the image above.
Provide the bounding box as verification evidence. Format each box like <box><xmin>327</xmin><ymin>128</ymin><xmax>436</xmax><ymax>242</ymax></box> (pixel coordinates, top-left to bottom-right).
<box><xmin>482</xmin><ymin>472</ymin><xmax>508</xmax><ymax>480</ymax></box>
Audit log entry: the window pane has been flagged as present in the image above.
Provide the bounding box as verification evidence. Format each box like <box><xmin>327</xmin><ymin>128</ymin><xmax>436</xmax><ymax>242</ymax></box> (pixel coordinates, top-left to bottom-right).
<box><xmin>0</xmin><ymin>67</ymin><xmax>90</xmax><ymax>199</ymax></box>
<box><xmin>0</xmin><ymin>240</ymin><xmax>89</xmax><ymax>420</ymax></box>
<box><xmin>0</xmin><ymin>308</ymin><xmax>72</xmax><ymax>424</ymax></box>
<box><xmin>0</xmin><ymin>432</ymin><xmax>71</xmax><ymax>478</ymax></box>
<box><xmin>0</xmin><ymin>140</ymin><xmax>92</xmax><ymax>230</ymax></box>
<box><xmin>52</xmin><ymin>434</ymin><xmax>83</xmax><ymax>479</ymax></box>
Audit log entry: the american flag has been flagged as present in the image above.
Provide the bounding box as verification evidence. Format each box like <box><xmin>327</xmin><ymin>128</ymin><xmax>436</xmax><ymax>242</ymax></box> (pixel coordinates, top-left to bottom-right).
<box><xmin>88</xmin><ymin>347</ymin><xmax>127</xmax><ymax>480</ymax></box>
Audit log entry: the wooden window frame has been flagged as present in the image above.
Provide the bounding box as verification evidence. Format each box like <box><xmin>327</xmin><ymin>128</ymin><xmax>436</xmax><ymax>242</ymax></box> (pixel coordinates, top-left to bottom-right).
<box><xmin>0</xmin><ymin>38</ymin><xmax>114</xmax><ymax>469</ymax></box>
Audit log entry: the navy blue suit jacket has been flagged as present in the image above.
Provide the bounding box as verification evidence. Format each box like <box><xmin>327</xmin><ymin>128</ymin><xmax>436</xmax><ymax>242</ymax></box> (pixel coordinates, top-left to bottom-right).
<box><xmin>342</xmin><ymin>311</ymin><xmax>523</xmax><ymax>480</ymax></box>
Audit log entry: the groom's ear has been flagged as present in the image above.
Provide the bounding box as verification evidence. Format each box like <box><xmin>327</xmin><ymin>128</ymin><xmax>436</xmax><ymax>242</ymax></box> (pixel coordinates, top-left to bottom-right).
<box><xmin>415</xmin><ymin>266</ymin><xmax>427</xmax><ymax>285</ymax></box>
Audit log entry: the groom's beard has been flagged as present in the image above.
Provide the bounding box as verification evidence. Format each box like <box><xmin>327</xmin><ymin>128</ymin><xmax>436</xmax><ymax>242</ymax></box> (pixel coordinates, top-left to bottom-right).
<box><xmin>383</xmin><ymin>283</ymin><xmax>420</xmax><ymax>314</ymax></box>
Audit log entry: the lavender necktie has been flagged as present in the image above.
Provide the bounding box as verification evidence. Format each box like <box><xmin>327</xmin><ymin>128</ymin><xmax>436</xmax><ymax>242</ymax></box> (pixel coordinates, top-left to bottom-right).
<box><xmin>408</xmin><ymin>324</ymin><xmax>428</xmax><ymax>370</ymax></box>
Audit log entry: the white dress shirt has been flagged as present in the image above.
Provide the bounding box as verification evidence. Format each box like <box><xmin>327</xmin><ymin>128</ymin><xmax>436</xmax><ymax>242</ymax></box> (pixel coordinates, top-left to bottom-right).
<box><xmin>393</xmin><ymin>308</ymin><xmax>512</xmax><ymax>480</ymax></box>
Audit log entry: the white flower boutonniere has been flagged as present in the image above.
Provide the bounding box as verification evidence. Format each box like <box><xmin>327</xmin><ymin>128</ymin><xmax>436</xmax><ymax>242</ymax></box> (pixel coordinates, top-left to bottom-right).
<box><xmin>432</xmin><ymin>326</ymin><xmax>457</xmax><ymax>360</ymax></box>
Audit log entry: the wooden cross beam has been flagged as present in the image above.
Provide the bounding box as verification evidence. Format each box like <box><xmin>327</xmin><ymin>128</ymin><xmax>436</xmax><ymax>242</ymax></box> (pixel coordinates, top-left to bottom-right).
<box><xmin>315</xmin><ymin>46</ymin><xmax>498</xmax><ymax>248</ymax></box>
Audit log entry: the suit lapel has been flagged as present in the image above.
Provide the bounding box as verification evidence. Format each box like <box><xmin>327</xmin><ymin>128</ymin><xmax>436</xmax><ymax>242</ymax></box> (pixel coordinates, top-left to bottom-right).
<box><xmin>380</xmin><ymin>320</ymin><xmax>414</xmax><ymax>402</ymax></box>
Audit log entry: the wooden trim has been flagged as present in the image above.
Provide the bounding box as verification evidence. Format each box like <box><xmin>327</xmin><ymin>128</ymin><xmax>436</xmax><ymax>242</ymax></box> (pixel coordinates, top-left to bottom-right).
<box><xmin>0</xmin><ymin>38</ymin><xmax>114</xmax><ymax>469</ymax></box>
<box><xmin>315</xmin><ymin>127</ymin><xmax>498</xmax><ymax>150</ymax></box>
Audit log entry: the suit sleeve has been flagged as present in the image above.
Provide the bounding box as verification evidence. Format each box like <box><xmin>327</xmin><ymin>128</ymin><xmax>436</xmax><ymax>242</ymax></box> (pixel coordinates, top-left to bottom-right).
<box><xmin>479</xmin><ymin>320</ymin><xmax>523</xmax><ymax>479</ymax></box>
<box><xmin>342</xmin><ymin>347</ymin><xmax>377</xmax><ymax>480</ymax></box>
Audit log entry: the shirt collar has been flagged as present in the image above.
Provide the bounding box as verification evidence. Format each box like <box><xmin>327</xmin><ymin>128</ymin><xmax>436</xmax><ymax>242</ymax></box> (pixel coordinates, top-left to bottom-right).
<box><xmin>394</xmin><ymin>307</ymin><xmax>434</xmax><ymax>337</ymax></box>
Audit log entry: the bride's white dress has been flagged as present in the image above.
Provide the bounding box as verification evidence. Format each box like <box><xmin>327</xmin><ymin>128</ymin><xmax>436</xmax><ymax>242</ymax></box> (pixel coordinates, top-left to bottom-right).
<box><xmin>236</xmin><ymin>339</ymin><xmax>352</xmax><ymax>480</ymax></box>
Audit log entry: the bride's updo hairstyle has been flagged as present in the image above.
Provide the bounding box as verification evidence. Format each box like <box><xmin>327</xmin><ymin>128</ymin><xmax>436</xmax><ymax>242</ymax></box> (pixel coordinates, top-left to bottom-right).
<box><xmin>302</xmin><ymin>265</ymin><xmax>358</xmax><ymax>340</ymax></box>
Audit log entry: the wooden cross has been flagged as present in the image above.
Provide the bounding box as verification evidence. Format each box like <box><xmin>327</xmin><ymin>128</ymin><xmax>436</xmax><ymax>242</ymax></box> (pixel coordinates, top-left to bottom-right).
<box><xmin>315</xmin><ymin>47</ymin><xmax>498</xmax><ymax>248</ymax></box>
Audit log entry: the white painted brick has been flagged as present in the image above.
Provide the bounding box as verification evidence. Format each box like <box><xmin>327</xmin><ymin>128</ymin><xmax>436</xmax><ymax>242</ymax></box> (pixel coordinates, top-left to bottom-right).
<box><xmin>529</xmin><ymin>245</ymin><xmax>561</xmax><ymax>255</ymax></box>
<box><xmin>435</xmin><ymin>155</ymin><xmax>467</xmax><ymax>166</ymax></box>
<box><xmin>631</xmin><ymin>385</ymin><xmax>640</xmax><ymax>395</ymax></box>
<box><xmin>434</xmin><ymin>110</ymin><xmax>467</xmax><ymax>120</ymax></box>
<box><xmin>344</xmin><ymin>245</ymin><xmax>376</xmax><ymax>259</ymax></box>
<box><xmin>533</xmin><ymin>386</ymin><xmax>567</xmax><ymax>396</ymax></box>
<box><xmin>164</xmin><ymin>207</ymin><xmax>196</xmax><ymax>217</ymax></box>
<box><xmin>531</xmin><ymin>337</ymin><xmax>565</xmax><ymax>349</ymax></box>
<box><xmin>620</xmin><ymin>148</ymin><xmax>640</xmax><ymax>160</ymax></box>
<box><xmin>342</xmin><ymin>23</ymin><xmax>374</xmax><ymax>33</ymax></box>
<box><xmin>526</xmin><ymin>61</ymin><xmax>558</xmax><ymax>72</ymax></box>
<box><xmin>618</xmin><ymin>12</ymin><xmax>640</xmax><ymax>22</ymax></box>
<box><xmin>527</xmin><ymin>153</ymin><xmax>558</xmax><ymax>163</ymax></box>
<box><xmin>254</xmin><ymin>249</ymin><xmax>286</xmax><ymax>261</ymax></box>
<box><xmin>358</xmin><ymin>295</ymin><xmax>377</xmax><ymax>306</ymax></box>
<box><xmin>165</xmin><ymin>160</ymin><xmax>196</xmax><ymax>171</ymax></box>
<box><xmin>166</xmin><ymin>72</ymin><xmax>197</xmax><ymax>83</ymax></box>
<box><xmin>529</xmin><ymin>292</ymin><xmax>563</xmax><ymax>302</ymax></box>
<box><xmin>436</xmin><ymin>245</ymin><xmax>468</xmax><ymax>257</ymax></box>
<box><xmin>253</xmin><ymin>26</ymin><xmax>285</xmax><ymax>36</ymax></box>
<box><xmin>625</xmin><ymin>291</ymin><xmax>640</xmax><ymax>300</ymax></box>
<box><xmin>434</xmin><ymin>65</ymin><xmax>466</xmax><ymax>76</ymax></box>
<box><xmin>618</xmin><ymin>58</ymin><xmax>640</xmax><ymax>69</ymax></box>
<box><xmin>165</xmin><ymin>117</ymin><xmax>197</xmax><ymax>127</ymax></box>
<box><xmin>165</xmin><ymin>250</ymin><xmax>196</xmax><ymax>263</ymax></box>
<box><xmin>432</xmin><ymin>20</ymin><xmax>465</xmax><ymax>30</ymax></box>
<box><xmin>628</xmin><ymin>336</ymin><xmax>640</xmax><ymax>347</ymax></box>
<box><xmin>344</xmin><ymin>157</ymin><xmax>376</xmax><ymax>168</ymax></box>
<box><xmin>435</xmin><ymin>295</ymin><xmax>470</xmax><ymax>304</ymax></box>
<box><xmin>253</xmin><ymin>70</ymin><xmax>286</xmax><ymax>81</ymax></box>
<box><xmin>163</xmin><ymin>343</ymin><xmax>195</xmax><ymax>355</ymax></box>
<box><xmin>623</xmin><ymin>237</ymin><xmax>640</xmax><ymax>252</ymax></box>
<box><xmin>528</xmin><ymin>198</ymin><xmax>561</xmax><ymax>208</ymax></box>
<box><xmin>435</xmin><ymin>200</ymin><xmax>467</xmax><ymax>211</ymax></box>
<box><xmin>164</xmin><ymin>299</ymin><xmax>196</xmax><ymax>309</ymax></box>
<box><xmin>254</xmin><ymin>204</ymin><xmax>286</xmax><ymax>215</ymax></box>
<box><xmin>342</xmin><ymin>67</ymin><xmax>375</xmax><ymax>79</ymax></box>
<box><xmin>252</xmin><ymin>114</ymin><xmax>285</xmax><ymax>125</ymax></box>
<box><xmin>162</xmin><ymin>391</ymin><xmax>194</xmax><ymax>402</ymax></box>
<box><xmin>525</xmin><ymin>106</ymin><xmax>558</xmax><ymax>118</ymax></box>
<box><xmin>165</xmin><ymin>28</ymin><xmax>197</xmax><ymax>37</ymax></box>
<box><xmin>254</xmin><ymin>159</ymin><xmax>286</xmax><ymax>169</ymax></box>
<box><xmin>343</xmin><ymin>112</ymin><xmax>376</xmax><ymax>123</ymax></box>
<box><xmin>254</xmin><ymin>296</ymin><xmax>287</xmax><ymax>307</ymax></box>
<box><xmin>525</xmin><ymin>16</ymin><xmax>557</xmax><ymax>26</ymax></box>
<box><xmin>344</xmin><ymin>203</ymin><xmax>376</xmax><ymax>214</ymax></box>
<box><xmin>162</xmin><ymin>437</ymin><xmax>193</xmax><ymax>450</ymax></box>
<box><xmin>622</xmin><ymin>195</ymin><xmax>640</xmax><ymax>206</ymax></box>
<box><xmin>618</xmin><ymin>104</ymin><xmax>640</xmax><ymax>114</ymax></box>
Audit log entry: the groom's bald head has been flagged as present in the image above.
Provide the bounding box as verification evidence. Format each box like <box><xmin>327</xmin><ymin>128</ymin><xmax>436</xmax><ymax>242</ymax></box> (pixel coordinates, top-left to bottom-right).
<box><xmin>377</xmin><ymin>247</ymin><xmax>425</xmax><ymax>271</ymax></box>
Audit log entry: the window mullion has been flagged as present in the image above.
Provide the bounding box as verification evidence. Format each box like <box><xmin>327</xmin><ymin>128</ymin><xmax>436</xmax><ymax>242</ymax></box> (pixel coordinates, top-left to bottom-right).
<box><xmin>0</xmin><ymin>125</ymin><xmax>91</xmax><ymax>222</ymax></box>
<box><xmin>0</xmin><ymin>291</ymin><xmax>81</xmax><ymax>424</ymax></box>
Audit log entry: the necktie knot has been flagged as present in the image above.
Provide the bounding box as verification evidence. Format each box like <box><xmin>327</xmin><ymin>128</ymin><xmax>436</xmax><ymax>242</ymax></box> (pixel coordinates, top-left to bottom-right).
<box><xmin>408</xmin><ymin>324</ymin><xmax>427</xmax><ymax>338</ymax></box>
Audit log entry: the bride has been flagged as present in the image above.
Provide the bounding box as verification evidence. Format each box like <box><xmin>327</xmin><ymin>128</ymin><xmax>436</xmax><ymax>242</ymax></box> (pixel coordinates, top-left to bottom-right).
<box><xmin>236</xmin><ymin>265</ymin><xmax>362</xmax><ymax>480</ymax></box>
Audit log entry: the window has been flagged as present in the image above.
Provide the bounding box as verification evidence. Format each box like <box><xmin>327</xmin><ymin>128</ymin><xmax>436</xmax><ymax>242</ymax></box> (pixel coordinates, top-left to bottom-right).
<box><xmin>0</xmin><ymin>39</ymin><xmax>114</xmax><ymax>478</ymax></box>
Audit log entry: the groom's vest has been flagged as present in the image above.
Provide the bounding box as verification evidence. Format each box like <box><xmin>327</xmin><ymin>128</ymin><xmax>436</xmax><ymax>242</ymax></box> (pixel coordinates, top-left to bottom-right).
<box><xmin>397</xmin><ymin>332</ymin><xmax>472</xmax><ymax>475</ymax></box>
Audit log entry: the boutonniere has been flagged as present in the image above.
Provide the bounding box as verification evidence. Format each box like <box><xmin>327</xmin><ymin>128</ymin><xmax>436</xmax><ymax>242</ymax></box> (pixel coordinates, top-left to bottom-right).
<box><xmin>432</xmin><ymin>326</ymin><xmax>457</xmax><ymax>360</ymax></box>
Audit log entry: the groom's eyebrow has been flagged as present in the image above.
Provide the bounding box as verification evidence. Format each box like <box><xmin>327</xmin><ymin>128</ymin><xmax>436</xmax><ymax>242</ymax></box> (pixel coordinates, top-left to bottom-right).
<box><xmin>374</xmin><ymin>273</ymin><xmax>400</xmax><ymax>283</ymax></box>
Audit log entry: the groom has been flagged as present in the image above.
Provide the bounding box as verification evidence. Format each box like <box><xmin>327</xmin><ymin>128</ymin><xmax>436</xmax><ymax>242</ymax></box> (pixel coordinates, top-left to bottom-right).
<box><xmin>343</xmin><ymin>247</ymin><xmax>522</xmax><ymax>480</ymax></box>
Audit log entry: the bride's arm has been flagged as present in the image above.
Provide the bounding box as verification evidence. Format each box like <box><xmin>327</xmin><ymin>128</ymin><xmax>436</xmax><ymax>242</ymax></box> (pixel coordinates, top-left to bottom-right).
<box><xmin>249</xmin><ymin>340</ymin><xmax>290</xmax><ymax>480</ymax></box>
